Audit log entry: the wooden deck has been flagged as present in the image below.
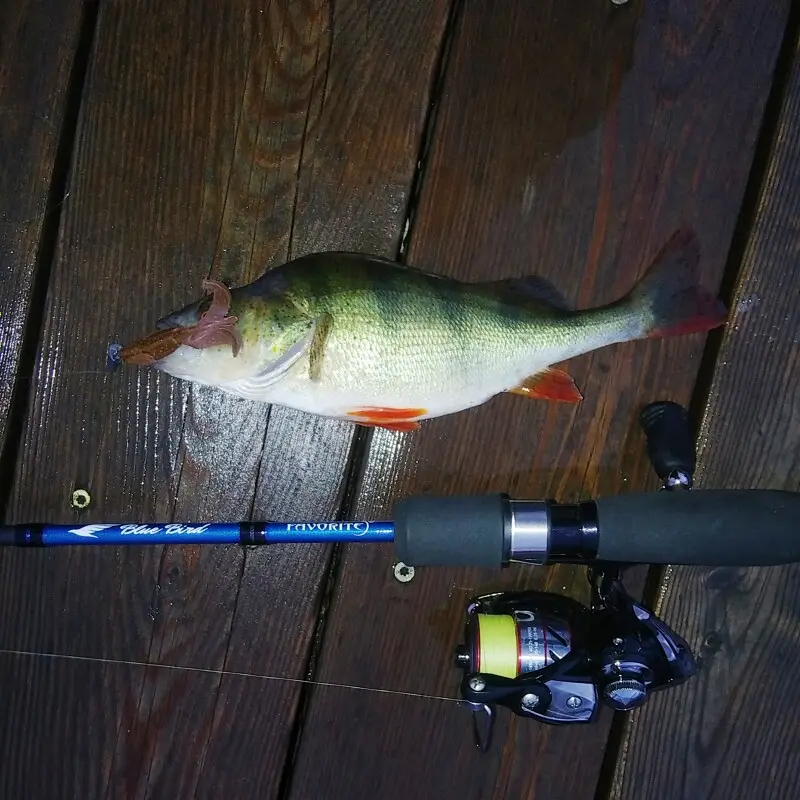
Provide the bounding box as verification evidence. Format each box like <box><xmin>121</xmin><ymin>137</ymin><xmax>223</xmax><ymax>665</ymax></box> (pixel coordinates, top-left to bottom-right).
<box><xmin>1</xmin><ymin>1</ymin><xmax>798</xmax><ymax>798</ymax></box>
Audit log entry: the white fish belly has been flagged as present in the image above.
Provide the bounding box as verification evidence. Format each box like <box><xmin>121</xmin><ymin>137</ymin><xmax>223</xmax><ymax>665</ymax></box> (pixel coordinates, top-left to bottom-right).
<box><xmin>221</xmin><ymin>338</ymin><xmax>567</xmax><ymax>420</ymax></box>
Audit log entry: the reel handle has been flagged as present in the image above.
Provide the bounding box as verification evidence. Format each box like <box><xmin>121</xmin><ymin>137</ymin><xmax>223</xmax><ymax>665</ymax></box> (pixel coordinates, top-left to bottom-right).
<box><xmin>639</xmin><ymin>401</ymin><xmax>696</xmax><ymax>487</ymax></box>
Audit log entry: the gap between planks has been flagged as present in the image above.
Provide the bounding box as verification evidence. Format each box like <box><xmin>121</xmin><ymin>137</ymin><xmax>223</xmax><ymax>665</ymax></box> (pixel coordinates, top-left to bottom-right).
<box><xmin>592</xmin><ymin>5</ymin><xmax>800</xmax><ymax>799</ymax></box>
<box><xmin>273</xmin><ymin>2</ymin><xmax>467</xmax><ymax>796</ymax></box>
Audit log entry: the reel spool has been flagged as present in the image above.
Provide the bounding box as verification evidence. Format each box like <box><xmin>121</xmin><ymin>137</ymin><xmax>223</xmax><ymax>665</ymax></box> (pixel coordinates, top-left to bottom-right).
<box><xmin>460</xmin><ymin>604</ymin><xmax>573</xmax><ymax>680</ymax></box>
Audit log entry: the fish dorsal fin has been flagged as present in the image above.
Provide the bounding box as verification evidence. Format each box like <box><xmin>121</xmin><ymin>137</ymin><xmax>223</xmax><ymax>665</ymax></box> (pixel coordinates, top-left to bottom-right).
<box><xmin>507</xmin><ymin>366</ymin><xmax>583</xmax><ymax>402</ymax></box>
<box><xmin>216</xmin><ymin>318</ymin><xmax>321</xmax><ymax>401</ymax></box>
<box><xmin>486</xmin><ymin>275</ymin><xmax>570</xmax><ymax>311</ymax></box>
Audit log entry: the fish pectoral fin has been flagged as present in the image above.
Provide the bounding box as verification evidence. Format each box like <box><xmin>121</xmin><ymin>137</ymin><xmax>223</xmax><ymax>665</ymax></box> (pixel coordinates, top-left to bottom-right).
<box><xmin>217</xmin><ymin>320</ymin><xmax>318</xmax><ymax>400</ymax></box>
<box><xmin>254</xmin><ymin>321</ymin><xmax>318</xmax><ymax>380</ymax></box>
<box><xmin>507</xmin><ymin>367</ymin><xmax>583</xmax><ymax>402</ymax></box>
<box><xmin>347</xmin><ymin>407</ymin><xmax>426</xmax><ymax>432</ymax></box>
<box><xmin>308</xmin><ymin>312</ymin><xmax>333</xmax><ymax>382</ymax></box>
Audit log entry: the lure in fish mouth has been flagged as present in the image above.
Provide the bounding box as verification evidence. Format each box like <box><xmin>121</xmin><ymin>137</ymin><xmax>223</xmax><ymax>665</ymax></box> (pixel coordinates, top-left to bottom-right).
<box><xmin>117</xmin><ymin>229</ymin><xmax>728</xmax><ymax>432</ymax></box>
<box><xmin>120</xmin><ymin>280</ymin><xmax>243</xmax><ymax>366</ymax></box>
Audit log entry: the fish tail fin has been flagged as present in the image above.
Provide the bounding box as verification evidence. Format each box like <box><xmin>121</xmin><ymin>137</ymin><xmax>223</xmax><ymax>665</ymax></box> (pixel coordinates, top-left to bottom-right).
<box><xmin>625</xmin><ymin>228</ymin><xmax>728</xmax><ymax>339</ymax></box>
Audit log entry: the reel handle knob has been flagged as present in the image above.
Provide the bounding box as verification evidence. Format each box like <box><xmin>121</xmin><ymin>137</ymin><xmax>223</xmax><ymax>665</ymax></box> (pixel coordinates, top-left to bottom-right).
<box><xmin>602</xmin><ymin>677</ymin><xmax>648</xmax><ymax>710</ymax></box>
<box><xmin>639</xmin><ymin>401</ymin><xmax>696</xmax><ymax>487</ymax></box>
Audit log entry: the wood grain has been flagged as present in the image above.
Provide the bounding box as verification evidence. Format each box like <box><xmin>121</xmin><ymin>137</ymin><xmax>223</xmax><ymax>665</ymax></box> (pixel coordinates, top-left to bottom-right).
<box><xmin>0</xmin><ymin>0</ymin><xmax>83</xmax><ymax>462</ymax></box>
<box><xmin>287</xmin><ymin>1</ymin><xmax>791</xmax><ymax>798</ymax></box>
<box><xmin>0</xmin><ymin>0</ymin><xmax>450</xmax><ymax>797</ymax></box>
<box><xmin>611</xmin><ymin>29</ymin><xmax>800</xmax><ymax>800</ymax></box>
<box><xmin>0</xmin><ymin>652</ymin><xmax>146</xmax><ymax>800</ymax></box>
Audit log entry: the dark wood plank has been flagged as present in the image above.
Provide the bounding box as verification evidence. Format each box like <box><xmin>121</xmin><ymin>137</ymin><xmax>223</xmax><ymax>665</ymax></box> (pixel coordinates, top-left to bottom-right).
<box><xmin>0</xmin><ymin>652</ymin><xmax>145</xmax><ymax>799</ymax></box>
<box><xmin>0</xmin><ymin>0</ymin><xmax>84</xmax><ymax>458</ymax></box>
<box><xmin>611</xmin><ymin>30</ymin><xmax>800</xmax><ymax>800</ymax></box>
<box><xmin>288</xmin><ymin>1</ymin><xmax>791</xmax><ymax>798</ymax></box>
<box><xmin>0</xmin><ymin>1</ymin><xmax>450</xmax><ymax>797</ymax></box>
<box><xmin>0</xmin><ymin>651</ymin><xmax>286</xmax><ymax>800</ymax></box>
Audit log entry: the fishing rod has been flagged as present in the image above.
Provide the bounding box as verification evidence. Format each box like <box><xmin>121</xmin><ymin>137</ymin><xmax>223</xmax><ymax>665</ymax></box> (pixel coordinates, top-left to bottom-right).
<box><xmin>2</xmin><ymin>483</ymin><xmax>796</xmax><ymax>565</ymax></box>
<box><xmin>2</xmin><ymin>401</ymin><xmax>799</xmax><ymax>751</ymax></box>
<box><xmin>2</xmin><ymin>402</ymin><xmax>798</xmax><ymax>568</ymax></box>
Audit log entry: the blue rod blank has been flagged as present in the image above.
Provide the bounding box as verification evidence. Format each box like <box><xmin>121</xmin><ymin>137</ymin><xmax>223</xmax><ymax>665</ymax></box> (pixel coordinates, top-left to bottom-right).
<box><xmin>0</xmin><ymin>520</ymin><xmax>395</xmax><ymax>547</ymax></box>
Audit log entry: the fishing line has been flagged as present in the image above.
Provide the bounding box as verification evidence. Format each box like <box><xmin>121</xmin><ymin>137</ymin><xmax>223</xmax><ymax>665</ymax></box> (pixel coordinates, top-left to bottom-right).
<box><xmin>0</xmin><ymin>647</ymin><xmax>462</xmax><ymax>705</ymax></box>
<box><xmin>0</xmin><ymin>370</ymin><xmax>111</xmax><ymax>384</ymax></box>
<box><xmin>0</xmin><ymin>367</ymin><xmax>178</xmax><ymax>389</ymax></box>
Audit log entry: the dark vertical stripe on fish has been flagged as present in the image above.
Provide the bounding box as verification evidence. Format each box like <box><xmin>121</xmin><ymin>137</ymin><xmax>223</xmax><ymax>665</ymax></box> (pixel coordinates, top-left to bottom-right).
<box><xmin>435</xmin><ymin>281</ymin><xmax>470</xmax><ymax>359</ymax></box>
<box><xmin>367</xmin><ymin>263</ymin><xmax>407</xmax><ymax>340</ymax></box>
<box><xmin>305</xmin><ymin>258</ymin><xmax>332</xmax><ymax>307</ymax></box>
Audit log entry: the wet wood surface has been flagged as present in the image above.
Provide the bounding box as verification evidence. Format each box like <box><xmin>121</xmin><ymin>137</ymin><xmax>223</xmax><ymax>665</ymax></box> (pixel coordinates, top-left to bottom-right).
<box><xmin>611</xmin><ymin>27</ymin><xmax>800</xmax><ymax>800</ymax></box>
<box><xmin>0</xmin><ymin>0</ymin><xmax>797</xmax><ymax>798</ymax></box>
<box><xmin>0</xmin><ymin>0</ymin><xmax>84</xmax><ymax>469</ymax></box>
<box><xmin>287</xmin><ymin>1</ymin><xmax>791</xmax><ymax>798</ymax></box>
<box><xmin>0</xmin><ymin>0</ymin><xmax>449</xmax><ymax>797</ymax></box>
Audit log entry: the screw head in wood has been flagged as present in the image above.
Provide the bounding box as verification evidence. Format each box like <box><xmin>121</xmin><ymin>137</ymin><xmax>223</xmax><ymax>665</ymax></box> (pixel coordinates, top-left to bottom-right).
<box><xmin>71</xmin><ymin>488</ymin><xmax>91</xmax><ymax>510</ymax></box>
<box><xmin>393</xmin><ymin>561</ymin><xmax>415</xmax><ymax>583</ymax></box>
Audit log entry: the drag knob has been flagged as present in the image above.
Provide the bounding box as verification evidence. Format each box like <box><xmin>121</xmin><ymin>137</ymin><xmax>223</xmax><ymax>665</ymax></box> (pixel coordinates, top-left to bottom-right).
<box><xmin>603</xmin><ymin>678</ymin><xmax>647</xmax><ymax>710</ymax></box>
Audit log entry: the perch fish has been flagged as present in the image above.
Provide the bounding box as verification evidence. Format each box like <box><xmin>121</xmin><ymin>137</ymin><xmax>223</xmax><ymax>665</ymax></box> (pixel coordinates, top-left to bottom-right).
<box><xmin>118</xmin><ymin>230</ymin><xmax>727</xmax><ymax>431</ymax></box>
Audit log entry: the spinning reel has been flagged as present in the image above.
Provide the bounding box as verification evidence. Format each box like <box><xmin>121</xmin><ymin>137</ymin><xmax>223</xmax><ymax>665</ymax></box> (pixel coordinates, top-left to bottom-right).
<box><xmin>453</xmin><ymin>401</ymin><xmax>698</xmax><ymax>750</ymax></box>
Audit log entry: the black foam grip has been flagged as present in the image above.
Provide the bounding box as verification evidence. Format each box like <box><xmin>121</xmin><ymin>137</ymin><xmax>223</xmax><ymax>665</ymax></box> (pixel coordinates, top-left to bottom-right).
<box><xmin>595</xmin><ymin>490</ymin><xmax>800</xmax><ymax>565</ymax></box>
<box><xmin>393</xmin><ymin>494</ymin><xmax>507</xmax><ymax>567</ymax></box>
<box><xmin>639</xmin><ymin>401</ymin><xmax>695</xmax><ymax>480</ymax></box>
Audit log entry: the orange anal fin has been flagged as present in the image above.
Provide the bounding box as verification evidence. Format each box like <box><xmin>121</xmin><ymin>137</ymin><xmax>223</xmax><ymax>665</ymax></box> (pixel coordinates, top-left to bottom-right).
<box><xmin>347</xmin><ymin>407</ymin><xmax>426</xmax><ymax>431</ymax></box>
<box><xmin>507</xmin><ymin>367</ymin><xmax>583</xmax><ymax>403</ymax></box>
<box><xmin>347</xmin><ymin>407</ymin><xmax>426</xmax><ymax>421</ymax></box>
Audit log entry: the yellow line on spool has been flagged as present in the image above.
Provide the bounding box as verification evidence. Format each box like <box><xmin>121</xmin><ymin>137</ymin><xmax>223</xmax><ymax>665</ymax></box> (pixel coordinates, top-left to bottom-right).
<box><xmin>477</xmin><ymin>614</ymin><xmax>518</xmax><ymax>678</ymax></box>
